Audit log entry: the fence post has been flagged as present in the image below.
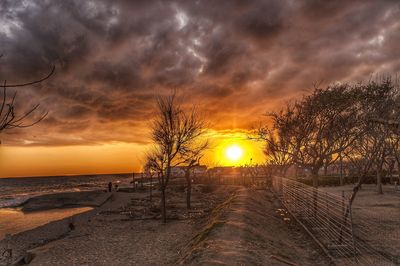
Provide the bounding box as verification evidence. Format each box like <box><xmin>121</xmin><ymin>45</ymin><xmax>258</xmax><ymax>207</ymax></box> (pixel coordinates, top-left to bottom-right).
<box><xmin>313</xmin><ymin>188</ymin><xmax>318</xmax><ymax>218</ymax></box>
<box><xmin>325</xmin><ymin>191</ymin><xmax>329</xmax><ymax>226</ymax></box>
<box><xmin>349</xmin><ymin>204</ymin><xmax>358</xmax><ymax>262</ymax></box>
<box><xmin>341</xmin><ymin>190</ymin><xmax>345</xmax><ymax>224</ymax></box>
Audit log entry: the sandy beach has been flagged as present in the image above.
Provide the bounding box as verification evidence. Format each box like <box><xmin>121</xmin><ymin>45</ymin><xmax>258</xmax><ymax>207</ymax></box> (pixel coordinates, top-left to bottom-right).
<box><xmin>0</xmin><ymin>185</ymin><xmax>332</xmax><ymax>265</ymax></box>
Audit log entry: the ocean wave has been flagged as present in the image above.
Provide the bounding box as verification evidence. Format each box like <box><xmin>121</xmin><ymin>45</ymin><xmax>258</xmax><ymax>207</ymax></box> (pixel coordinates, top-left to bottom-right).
<box><xmin>0</xmin><ymin>196</ymin><xmax>30</xmax><ymax>208</ymax></box>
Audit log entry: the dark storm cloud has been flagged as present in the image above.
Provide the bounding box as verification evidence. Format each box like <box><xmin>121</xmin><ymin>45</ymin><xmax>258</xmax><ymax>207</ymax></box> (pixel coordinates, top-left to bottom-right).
<box><xmin>1</xmin><ymin>0</ymin><xmax>399</xmax><ymax>145</ymax></box>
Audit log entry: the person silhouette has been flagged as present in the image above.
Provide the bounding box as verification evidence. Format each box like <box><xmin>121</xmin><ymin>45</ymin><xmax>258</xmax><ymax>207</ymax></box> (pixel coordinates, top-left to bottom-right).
<box><xmin>108</xmin><ymin>181</ymin><xmax>112</xmax><ymax>192</ymax></box>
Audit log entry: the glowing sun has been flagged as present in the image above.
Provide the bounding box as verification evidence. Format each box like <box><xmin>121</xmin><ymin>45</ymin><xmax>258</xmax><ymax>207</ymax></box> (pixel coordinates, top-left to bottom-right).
<box><xmin>225</xmin><ymin>145</ymin><xmax>243</xmax><ymax>161</ymax></box>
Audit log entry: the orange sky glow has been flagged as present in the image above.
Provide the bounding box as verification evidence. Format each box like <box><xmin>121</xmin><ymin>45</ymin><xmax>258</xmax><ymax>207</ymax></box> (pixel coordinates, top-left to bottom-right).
<box><xmin>0</xmin><ymin>130</ymin><xmax>265</xmax><ymax>178</ymax></box>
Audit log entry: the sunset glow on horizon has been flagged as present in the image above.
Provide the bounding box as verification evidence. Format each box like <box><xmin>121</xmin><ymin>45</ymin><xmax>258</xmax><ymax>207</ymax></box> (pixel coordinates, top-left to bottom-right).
<box><xmin>0</xmin><ymin>130</ymin><xmax>266</xmax><ymax>178</ymax></box>
<box><xmin>205</xmin><ymin>131</ymin><xmax>265</xmax><ymax>168</ymax></box>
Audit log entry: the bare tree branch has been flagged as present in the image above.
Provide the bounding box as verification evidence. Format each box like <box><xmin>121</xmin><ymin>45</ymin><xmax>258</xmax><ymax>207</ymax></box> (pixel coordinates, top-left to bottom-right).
<box><xmin>2</xmin><ymin>66</ymin><xmax>55</xmax><ymax>88</ymax></box>
<box><xmin>0</xmin><ymin>62</ymin><xmax>54</xmax><ymax>135</ymax></box>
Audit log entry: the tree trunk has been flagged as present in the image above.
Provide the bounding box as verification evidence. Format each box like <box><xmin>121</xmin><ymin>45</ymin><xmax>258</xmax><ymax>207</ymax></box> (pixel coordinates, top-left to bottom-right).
<box><xmin>339</xmin><ymin>173</ymin><xmax>366</xmax><ymax>243</ymax></box>
<box><xmin>187</xmin><ymin>183</ymin><xmax>192</xmax><ymax>209</ymax></box>
<box><xmin>149</xmin><ymin>175</ymin><xmax>153</xmax><ymax>202</ymax></box>
<box><xmin>323</xmin><ymin>164</ymin><xmax>328</xmax><ymax>176</ymax></box>
<box><xmin>376</xmin><ymin>150</ymin><xmax>385</xmax><ymax>194</ymax></box>
<box><xmin>312</xmin><ymin>187</ymin><xmax>318</xmax><ymax>217</ymax></box>
<box><xmin>311</xmin><ymin>168</ymin><xmax>319</xmax><ymax>188</ymax></box>
<box><xmin>310</xmin><ymin>166</ymin><xmax>320</xmax><ymax>218</ymax></box>
<box><xmin>185</xmin><ymin>170</ymin><xmax>192</xmax><ymax>209</ymax></box>
<box><xmin>160</xmin><ymin>165</ymin><xmax>172</xmax><ymax>223</ymax></box>
<box><xmin>346</xmin><ymin>160</ymin><xmax>374</xmax><ymax>217</ymax></box>
<box><xmin>387</xmin><ymin>159</ymin><xmax>394</xmax><ymax>185</ymax></box>
<box><xmin>339</xmin><ymin>154</ymin><xmax>344</xmax><ymax>186</ymax></box>
<box><xmin>398</xmin><ymin>163</ymin><xmax>400</xmax><ymax>184</ymax></box>
<box><xmin>187</xmin><ymin>178</ymin><xmax>191</xmax><ymax>210</ymax></box>
<box><xmin>161</xmin><ymin>187</ymin><xmax>166</xmax><ymax>223</ymax></box>
<box><xmin>377</xmin><ymin>163</ymin><xmax>383</xmax><ymax>194</ymax></box>
<box><xmin>282</xmin><ymin>166</ymin><xmax>288</xmax><ymax>178</ymax></box>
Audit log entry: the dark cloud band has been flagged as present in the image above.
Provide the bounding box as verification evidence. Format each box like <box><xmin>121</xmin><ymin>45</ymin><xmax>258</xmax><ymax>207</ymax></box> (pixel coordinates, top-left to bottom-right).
<box><xmin>1</xmin><ymin>0</ymin><xmax>399</xmax><ymax>145</ymax></box>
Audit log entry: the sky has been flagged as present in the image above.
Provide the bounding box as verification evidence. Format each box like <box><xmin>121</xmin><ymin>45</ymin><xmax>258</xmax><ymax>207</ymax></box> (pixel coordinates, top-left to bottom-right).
<box><xmin>1</xmin><ymin>0</ymin><xmax>400</xmax><ymax>177</ymax></box>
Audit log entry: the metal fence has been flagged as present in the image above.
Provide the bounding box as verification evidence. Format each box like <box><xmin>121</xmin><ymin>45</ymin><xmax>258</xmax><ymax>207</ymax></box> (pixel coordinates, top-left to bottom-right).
<box><xmin>272</xmin><ymin>177</ymin><xmax>399</xmax><ymax>266</ymax></box>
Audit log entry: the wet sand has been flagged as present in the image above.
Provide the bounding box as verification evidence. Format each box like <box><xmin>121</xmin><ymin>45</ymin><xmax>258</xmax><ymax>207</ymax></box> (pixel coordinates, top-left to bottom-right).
<box><xmin>0</xmin><ymin>207</ymin><xmax>92</xmax><ymax>241</ymax></box>
<box><xmin>20</xmin><ymin>190</ymin><xmax>112</xmax><ymax>211</ymax></box>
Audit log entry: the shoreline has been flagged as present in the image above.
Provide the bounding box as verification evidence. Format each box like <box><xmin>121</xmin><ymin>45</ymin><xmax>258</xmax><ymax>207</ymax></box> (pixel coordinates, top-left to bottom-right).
<box><xmin>0</xmin><ymin>189</ymin><xmax>119</xmax><ymax>265</ymax></box>
<box><xmin>0</xmin><ymin>202</ymin><xmax>101</xmax><ymax>265</ymax></box>
<box><xmin>0</xmin><ymin>190</ymin><xmax>114</xmax><ymax>243</ymax></box>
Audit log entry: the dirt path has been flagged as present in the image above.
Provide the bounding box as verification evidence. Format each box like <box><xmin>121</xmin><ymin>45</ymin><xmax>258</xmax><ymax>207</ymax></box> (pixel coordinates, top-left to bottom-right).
<box><xmin>183</xmin><ymin>187</ymin><xmax>331</xmax><ymax>265</ymax></box>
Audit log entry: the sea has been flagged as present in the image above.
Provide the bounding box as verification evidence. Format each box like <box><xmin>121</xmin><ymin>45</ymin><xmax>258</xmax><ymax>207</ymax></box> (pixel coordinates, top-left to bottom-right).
<box><xmin>0</xmin><ymin>173</ymin><xmax>134</xmax><ymax>208</ymax></box>
<box><xmin>0</xmin><ymin>174</ymin><xmax>134</xmax><ymax>240</ymax></box>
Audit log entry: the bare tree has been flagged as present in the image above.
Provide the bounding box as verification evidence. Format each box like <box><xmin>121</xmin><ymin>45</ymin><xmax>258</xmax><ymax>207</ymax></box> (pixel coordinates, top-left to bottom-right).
<box><xmin>372</xmin><ymin>117</ymin><xmax>400</xmax><ymax>185</ymax></box>
<box><xmin>150</xmin><ymin>93</ymin><xmax>208</xmax><ymax>223</ymax></box>
<box><xmin>370</xmin><ymin>85</ymin><xmax>400</xmax><ymax>185</ymax></box>
<box><xmin>257</xmin><ymin>123</ymin><xmax>292</xmax><ymax>177</ymax></box>
<box><xmin>180</xmin><ymin>140</ymin><xmax>208</xmax><ymax>210</ymax></box>
<box><xmin>359</xmin><ymin>79</ymin><xmax>397</xmax><ymax>194</ymax></box>
<box><xmin>0</xmin><ymin>59</ymin><xmax>54</xmax><ymax>136</ymax></box>
<box><xmin>260</xmin><ymin>84</ymin><xmax>361</xmax><ymax>187</ymax></box>
<box><xmin>340</xmin><ymin>78</ymin><xmax>399</xmax><ymax>212</ymax></box>
<box><xmin>344</xmin><ymin>133</ymin><xmax>381</xmax><ymax>206</ymax></box>
<box><xmin>388</xmin><ymin>135</ymin><xmax>400</xmax><ymax>181</ymax></box>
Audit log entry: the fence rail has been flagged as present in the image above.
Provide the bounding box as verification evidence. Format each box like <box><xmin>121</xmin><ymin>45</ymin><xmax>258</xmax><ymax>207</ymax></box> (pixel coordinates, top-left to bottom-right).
<box><xmin>272</xmin><ymin>177</ymin><xmax>398</xmax><ymax>266</ymax></box>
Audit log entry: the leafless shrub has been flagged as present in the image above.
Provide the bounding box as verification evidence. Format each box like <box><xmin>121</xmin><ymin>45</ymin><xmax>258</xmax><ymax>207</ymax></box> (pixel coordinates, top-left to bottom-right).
<box><xmin>147</xmin><ymin>93</ymin><xmax>208</xmax><ymax>222</ymax></box>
